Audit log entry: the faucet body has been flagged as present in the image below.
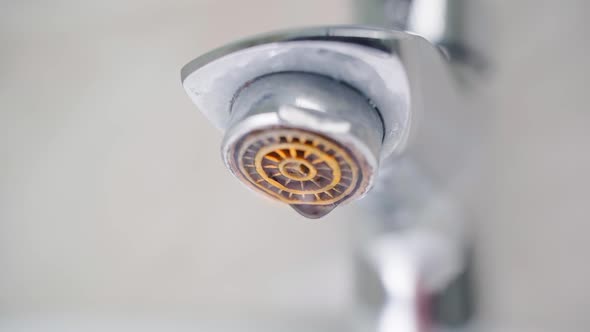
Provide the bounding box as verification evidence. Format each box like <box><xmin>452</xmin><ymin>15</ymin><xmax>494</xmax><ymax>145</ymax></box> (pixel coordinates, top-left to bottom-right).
<box><xmin>181</xmin><ymin>23</ymin><xmax>473</xmax><ymax>330</ymax></box>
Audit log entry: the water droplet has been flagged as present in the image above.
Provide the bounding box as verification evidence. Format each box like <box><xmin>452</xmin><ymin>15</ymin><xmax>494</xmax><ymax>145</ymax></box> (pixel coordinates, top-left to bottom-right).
<box><xmin>290</xmin><ymin>204</ymin><xmax>337</xmax><ymax>219</ymax></box>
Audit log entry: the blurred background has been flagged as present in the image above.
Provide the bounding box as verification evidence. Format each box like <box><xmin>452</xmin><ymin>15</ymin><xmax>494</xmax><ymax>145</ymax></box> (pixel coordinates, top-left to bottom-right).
<box><xmin>1</xmin><ymin>0</ymin><xmax>589</xmax><ymax>331</ymax></box>
<box><xmin>0</xmin><ymin>1</ymin><xmax>356</xmax><ymax>331</ymax></box>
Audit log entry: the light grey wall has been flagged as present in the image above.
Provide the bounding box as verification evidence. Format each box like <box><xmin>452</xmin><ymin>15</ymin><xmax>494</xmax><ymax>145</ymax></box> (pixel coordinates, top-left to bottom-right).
<box><xmin>471</xmin><ymin>1</ymin><xmax>590</xmax><ymax>331</ymax></box>
<box><xmin>0</xmin><ymin>0</ymin><xmax>358</xmax><ymax>324</ymax></box>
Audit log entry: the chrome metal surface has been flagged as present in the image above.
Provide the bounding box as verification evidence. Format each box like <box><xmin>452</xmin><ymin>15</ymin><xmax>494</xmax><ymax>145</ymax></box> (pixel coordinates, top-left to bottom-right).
<box><xmin>358</xmin><ymin>0</ymin><xmax>483</xmax><ymax>70</ymax></box>
<box><xmin>181</xmin><ymin>26</ymin><xmax>418</xmax><ymax>158</ymax></box>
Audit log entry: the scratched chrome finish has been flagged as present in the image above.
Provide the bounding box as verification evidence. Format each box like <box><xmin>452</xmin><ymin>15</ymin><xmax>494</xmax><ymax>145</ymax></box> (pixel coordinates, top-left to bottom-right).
<box><xmin>181</xmin><ymin>25</ymin><xmax>417</xmax><ymax>159</ymax></box>
<box><xmin>180</xmin><ymin>25</ymin><xmax>456</xmax><ymax>218</ymax></box>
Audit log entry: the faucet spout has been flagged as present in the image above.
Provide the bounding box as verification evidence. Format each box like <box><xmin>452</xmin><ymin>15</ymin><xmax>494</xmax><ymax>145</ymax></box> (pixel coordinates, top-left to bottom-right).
<box><xmin>180</xmin><ymin>26</ymin><xmax>444</xmax><ymax>218</ymax></box>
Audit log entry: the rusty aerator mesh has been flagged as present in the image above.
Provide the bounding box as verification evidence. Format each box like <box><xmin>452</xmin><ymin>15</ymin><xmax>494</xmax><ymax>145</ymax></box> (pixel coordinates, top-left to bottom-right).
<box><xmin>232</xmin><ymin>127</ymin><xmax>362</xmax><ymax>218</ymax></box>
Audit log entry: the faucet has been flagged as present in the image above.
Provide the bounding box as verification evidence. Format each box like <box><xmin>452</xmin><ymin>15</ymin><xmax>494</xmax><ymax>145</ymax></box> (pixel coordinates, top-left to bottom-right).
<box><xmin>181</xmin><ymin>1</ymin><xmax>479</xmax><ymax>331</ymax></box>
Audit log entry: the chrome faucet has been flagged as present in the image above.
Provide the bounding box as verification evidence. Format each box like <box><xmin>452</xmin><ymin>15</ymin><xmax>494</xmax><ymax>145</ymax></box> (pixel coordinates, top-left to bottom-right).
<box><xmin>181</xmin><ymin>1</ymin><xmax>479</xmax><ymax>331</ymax></box>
